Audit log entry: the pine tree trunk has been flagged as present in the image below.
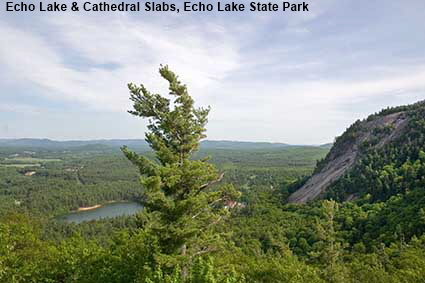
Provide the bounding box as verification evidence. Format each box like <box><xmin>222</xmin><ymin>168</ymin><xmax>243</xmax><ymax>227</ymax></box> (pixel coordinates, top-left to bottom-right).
<box><xmin>181</xmin><ymin>244</ymin><xmax>188</xmax><ymax>282</ymax></box>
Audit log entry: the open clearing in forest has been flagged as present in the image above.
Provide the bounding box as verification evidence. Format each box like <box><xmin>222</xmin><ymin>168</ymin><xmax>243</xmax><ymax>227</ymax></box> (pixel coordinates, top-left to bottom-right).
<box><xmin>0</xmin><ymin>163</ymin><xmax>41</xmax><ymax>168</ymax></box>
<box><xmin>4</xmin><ymin>157</ymin><xmax>62</xmax><ymax>163</ymax></box>
<box><xmin>0</xmin><ymin>157</ymin><xmax>62</xmax><ymax>168</ymax></box>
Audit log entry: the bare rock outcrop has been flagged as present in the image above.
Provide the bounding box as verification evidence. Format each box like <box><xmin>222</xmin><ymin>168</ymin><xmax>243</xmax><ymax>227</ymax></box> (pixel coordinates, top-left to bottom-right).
<box><xmin>288</xmin><ymin>111</ymin><xmax>409</xmax><ymax>203</ymax></box>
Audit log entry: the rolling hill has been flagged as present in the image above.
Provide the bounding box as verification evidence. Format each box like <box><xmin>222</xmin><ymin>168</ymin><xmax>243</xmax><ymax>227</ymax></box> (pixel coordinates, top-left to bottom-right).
<box><xmin>0</xmin><ymin>138</ymin><xmax>327</xmax><ymax>151</ymax></box>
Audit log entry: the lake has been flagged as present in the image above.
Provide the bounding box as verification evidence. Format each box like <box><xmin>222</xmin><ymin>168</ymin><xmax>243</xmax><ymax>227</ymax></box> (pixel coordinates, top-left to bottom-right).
<box><xmin>57</xmin><ymin>201</ymin><xmax>143</xmax><ymax>223</ymax></box>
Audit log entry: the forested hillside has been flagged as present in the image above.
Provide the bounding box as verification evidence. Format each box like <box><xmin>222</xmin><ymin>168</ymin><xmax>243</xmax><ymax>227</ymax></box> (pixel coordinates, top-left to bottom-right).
<box><xmin>289</xmin><ymin>100</ymin><xmax>425</xmax><ymax>203</ymax></box>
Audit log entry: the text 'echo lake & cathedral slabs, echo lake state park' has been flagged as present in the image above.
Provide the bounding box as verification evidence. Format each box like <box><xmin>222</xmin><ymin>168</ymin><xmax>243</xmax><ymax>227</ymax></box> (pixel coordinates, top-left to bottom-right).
<box><xmin>6</xmin><ymin>1</ymin><xmax>310</xmax><ymax>12</ymax></box>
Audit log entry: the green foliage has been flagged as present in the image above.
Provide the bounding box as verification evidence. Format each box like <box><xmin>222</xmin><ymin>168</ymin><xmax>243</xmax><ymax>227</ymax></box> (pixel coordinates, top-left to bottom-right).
<box><xmin>122</xmin><ymin>66</ymin><xmax>240</xmax><ymax>276</ymax></box>
<box><xmin>0</xmin><ymin>154</ymin><xmax>142</xmax><ymax>217</ymax></box>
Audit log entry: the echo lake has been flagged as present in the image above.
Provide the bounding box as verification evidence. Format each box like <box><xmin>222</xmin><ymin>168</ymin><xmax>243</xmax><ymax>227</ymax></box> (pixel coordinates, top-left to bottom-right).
<box><xmin>57</xmin><ymin>202</ymin><xmax>143</xmax><ymax>223</ymax></box>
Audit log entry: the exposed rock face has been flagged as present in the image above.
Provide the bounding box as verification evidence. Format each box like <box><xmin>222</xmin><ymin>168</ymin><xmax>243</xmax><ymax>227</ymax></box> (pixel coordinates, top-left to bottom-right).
<box><xmin>288</xmin><ymin>111</ymin><xmax>409</xmax><ymax>203</ymax></box>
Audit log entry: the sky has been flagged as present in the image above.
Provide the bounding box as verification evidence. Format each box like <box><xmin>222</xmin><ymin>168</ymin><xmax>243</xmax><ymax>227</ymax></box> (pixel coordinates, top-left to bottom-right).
<box><xmin>1</xmin><ymin>0</ymin><xmax>424</xmax><ymax>144</ymax></box>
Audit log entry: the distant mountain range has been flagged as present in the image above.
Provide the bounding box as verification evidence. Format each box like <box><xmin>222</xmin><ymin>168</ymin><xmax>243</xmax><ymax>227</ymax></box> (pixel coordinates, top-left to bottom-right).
<box><xmin>0</xmin><ymin>138</ymin><xmax>150</xmax><ymax>150</ymax></box>
<box><xmin>0</xmin><ymin>138</ymin><xmax>329</xmax><ymax>150</ymax></box>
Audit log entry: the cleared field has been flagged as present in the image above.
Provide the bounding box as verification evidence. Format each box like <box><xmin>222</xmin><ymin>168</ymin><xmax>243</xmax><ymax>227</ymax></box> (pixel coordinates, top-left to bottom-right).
<box><xmin>3</xmin><ymin>157</ymin><xmax>62</xmax><ymax>163</ymax></box>
<box><xmin>0</xmin><ymin>157</ymin><xmax>61</xmax><ymax>168</ymax></box>
<box><xmin>0</xmin><ymin>163</ymin><xmax>41</xmax><ymax>168</ymax></box>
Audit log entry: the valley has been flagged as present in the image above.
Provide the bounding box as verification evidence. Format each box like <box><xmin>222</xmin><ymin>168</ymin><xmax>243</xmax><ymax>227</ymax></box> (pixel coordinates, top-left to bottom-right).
<box><xmin>0</xmin><ymin>140</ymin><xmax>327</xmax><ymax>217</ymax></box>
<box><xmin>1</xmin><ymin>102</ymin><xmax>425</xmax><ymax>282</ymax></box>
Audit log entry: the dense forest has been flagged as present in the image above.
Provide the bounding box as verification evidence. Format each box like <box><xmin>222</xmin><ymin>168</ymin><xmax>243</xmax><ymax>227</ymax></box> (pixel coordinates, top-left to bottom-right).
<box><xmin>1</xmin><ymin>68</ymin><xmax>425</xmax><ymax>282</ymax></box>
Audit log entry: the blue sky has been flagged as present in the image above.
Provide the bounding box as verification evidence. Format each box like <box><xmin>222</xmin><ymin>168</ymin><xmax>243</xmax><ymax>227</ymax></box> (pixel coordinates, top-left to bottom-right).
<box><xmin>1</xmin><ymin>0</ymin><xmax>424</xmax><ymax>144</ymax></box>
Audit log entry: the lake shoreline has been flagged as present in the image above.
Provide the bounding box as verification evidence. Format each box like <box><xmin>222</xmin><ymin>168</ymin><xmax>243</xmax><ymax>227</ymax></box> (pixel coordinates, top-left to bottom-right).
<box><xmin>77</xmin><ymin>204</ymin><xmax>102</xmax><ymax>211</ymax></box>
<box><xmin>74</xmin><ymin>200</ymin><xmax>122</xmax><ymax>212</ymax></box>
<box><xmin>58</xmin><ymin>201</ymin><xmax>144</xmax><ymax>224</ymax></box>
<box><xmin>65</xmin><ymin>200</ymin><xmax>142</xmax><ymax>214</ymax></box>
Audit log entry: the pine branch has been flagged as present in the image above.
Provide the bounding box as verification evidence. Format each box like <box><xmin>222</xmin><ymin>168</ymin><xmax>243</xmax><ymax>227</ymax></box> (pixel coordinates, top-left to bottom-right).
<box><xmin>189</xmin><ymin>246</ymin><xmax>216</xmax><ymax>261</ymax></box>
<box><xmin>199</xmin><ymin>173</ymin><xmax>225</xmax><ymax>190</ymax></box>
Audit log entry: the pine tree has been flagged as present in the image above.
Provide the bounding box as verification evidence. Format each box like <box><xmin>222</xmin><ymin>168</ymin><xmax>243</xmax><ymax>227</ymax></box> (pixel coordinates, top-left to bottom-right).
<box><xmin>122</xmin><ymin>65</ymin><xmax>240</xmax><ymax>279</ymax></box>
<box><xmin>312</xmin><ymin>200</ymin><xmax>346</xmax><ymax>283</ymax></box>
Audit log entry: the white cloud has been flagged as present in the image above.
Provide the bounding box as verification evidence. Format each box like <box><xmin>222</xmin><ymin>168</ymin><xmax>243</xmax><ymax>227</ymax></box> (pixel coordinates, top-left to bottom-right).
<box><xmin>0</xmin><ymin>12</ymin><xmax>240</xmax><ymax>112</ymax></box>
<box><xmin>1</xmin><ymin>0</ymin><xmax>425</xmax><ymax>143</ymax></box>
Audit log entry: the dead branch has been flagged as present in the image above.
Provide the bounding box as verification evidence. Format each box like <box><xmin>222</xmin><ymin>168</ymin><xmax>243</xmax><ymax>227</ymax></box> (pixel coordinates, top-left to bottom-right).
<box><xmin>199</xmin><ymin>172</ymin><xmax>224</xmax><ymax>190</ymax></box>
